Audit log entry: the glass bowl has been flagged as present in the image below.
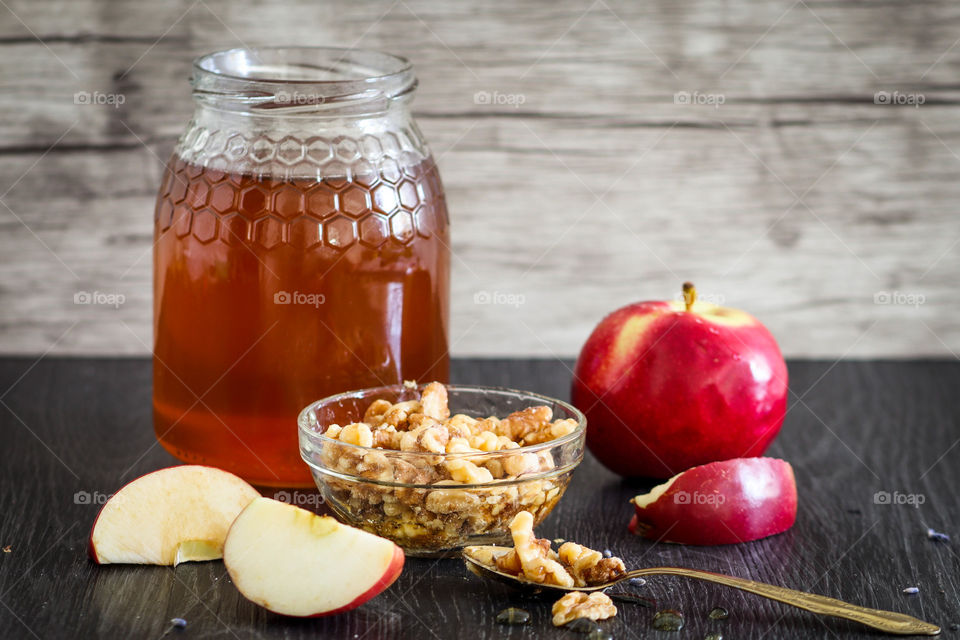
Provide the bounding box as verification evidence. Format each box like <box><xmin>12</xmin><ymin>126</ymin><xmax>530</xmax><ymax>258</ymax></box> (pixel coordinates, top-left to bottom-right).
<box><xmin>298</xmin><ymin>384</ymin><xmax>586</xmax><ymax>557</ymax></box>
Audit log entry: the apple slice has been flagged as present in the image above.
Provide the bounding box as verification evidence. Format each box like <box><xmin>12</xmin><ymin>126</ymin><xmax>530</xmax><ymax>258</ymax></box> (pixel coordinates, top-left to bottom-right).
<box><xmin>223</xmin><ymin>497</ymin><xmax>404</xmax><ymax>617</ymax></box>
<box><xmin>629</xmin><ymin>457</ymin><xmax>797</xmax><ymax>545</ymax></box>
<box><xmin>89</xmin><ymin>465</ymin><xmax>260</xmax><ymax>565</ymax></box>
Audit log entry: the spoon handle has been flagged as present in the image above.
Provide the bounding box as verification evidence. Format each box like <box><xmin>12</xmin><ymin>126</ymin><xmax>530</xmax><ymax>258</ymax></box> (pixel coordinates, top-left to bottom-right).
<box><xmin>626</xmin><ymin>567</ymin><xmax>940</xmax><ymax>636</ymax></box>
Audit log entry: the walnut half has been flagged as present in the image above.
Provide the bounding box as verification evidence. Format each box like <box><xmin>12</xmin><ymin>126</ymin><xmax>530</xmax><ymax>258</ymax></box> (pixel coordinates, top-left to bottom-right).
<box><xmin>551</xmin><ymin>591</ymin><xmax>618</xmax><ymax>626</ymax></box>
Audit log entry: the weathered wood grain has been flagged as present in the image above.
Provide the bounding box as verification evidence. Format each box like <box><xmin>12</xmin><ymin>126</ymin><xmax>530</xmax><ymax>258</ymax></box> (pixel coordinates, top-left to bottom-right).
<box><xmin>0</xmin><ymin>0</ymin><xmax>958</xmax><ymax>356</ymax></box>
<box><xmin>0</xmin><ymin>357</ymin><xmax>957</xmax><ymax>639</ymax></box>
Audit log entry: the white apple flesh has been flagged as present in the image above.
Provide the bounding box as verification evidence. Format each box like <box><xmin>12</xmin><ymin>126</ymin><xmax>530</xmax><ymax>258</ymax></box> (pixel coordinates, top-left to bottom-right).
<box><xmin>223</xmin><ymin>497</ymin><xmax>404</xmax><ymax>617</ymax></box>
<box><xmin>89</xmin><ymin>465</ymin><xmax>261</xmax><ymax>565</ymax></box>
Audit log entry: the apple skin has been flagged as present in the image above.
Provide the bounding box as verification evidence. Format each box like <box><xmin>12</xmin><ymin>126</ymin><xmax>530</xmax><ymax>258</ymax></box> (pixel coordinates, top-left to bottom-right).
<box><xmin>572</xmin><ymin>298</ymin><xmax>788</xmax><ymax>478</ymax></box>
<box><xmin>303</xmin><ymin>546</ymin><xmax>405</xmax><ymax>618</ymax></box>
<box><xmin>88</xmin><ymin>531</ymin><xmax>97</xmax><ymax>563</ymax></box>
<box><xmin>223</xmin><ymin>498</ymin><xmax>404</xmax><ymax>617</ymax></box>
<box><xmin>629</xmin><ymin>457</ymin><xmax>797</xmax><ymax>545</ymax></box>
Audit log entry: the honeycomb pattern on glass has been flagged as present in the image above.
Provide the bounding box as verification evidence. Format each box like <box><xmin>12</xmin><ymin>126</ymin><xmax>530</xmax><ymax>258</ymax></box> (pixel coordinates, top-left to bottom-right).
<box><xmin>155</xmin><ymin>127</ymin><xmax>445</xmax><ymax>251</ymax></box>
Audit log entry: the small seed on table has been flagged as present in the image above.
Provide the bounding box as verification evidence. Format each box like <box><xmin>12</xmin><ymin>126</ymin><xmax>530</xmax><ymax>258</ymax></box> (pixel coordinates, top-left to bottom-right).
<box><xmin>926</xmin><ymin>528</ymin><xmax>950</xmax><ymax>542</ymax></box>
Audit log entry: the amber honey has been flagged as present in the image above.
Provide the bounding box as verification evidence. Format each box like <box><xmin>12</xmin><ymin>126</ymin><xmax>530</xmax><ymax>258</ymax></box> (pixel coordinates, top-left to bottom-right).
<box><xmin>153</xmin><ymin>156</ymin><xmax>450</xmax><ymax>486</ymax></box>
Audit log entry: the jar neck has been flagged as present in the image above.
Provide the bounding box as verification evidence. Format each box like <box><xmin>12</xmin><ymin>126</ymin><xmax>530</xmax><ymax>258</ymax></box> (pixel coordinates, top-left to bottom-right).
<box><xmin>188</xmin><ymin>98</ymin><xmax>416</xmax><ymax>135</ymax></box>
<box><xmin>175</xmin><ymin>47</ymin><xmax>430</xmax><ymax>177</ymax></box>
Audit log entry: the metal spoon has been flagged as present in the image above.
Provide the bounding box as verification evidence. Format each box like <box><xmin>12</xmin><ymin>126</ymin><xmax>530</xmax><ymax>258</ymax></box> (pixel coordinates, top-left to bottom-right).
<box><xmin>462</xmin><ymin>545</ymin><xmax>940</xmax><ymax>636</ymax></box>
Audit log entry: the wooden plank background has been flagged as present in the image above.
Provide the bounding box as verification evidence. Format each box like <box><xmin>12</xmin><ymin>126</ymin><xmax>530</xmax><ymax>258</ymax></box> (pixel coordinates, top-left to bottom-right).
<box><xmin>0</xmin><ymin>0</ymin><xmax>958</xmax><ymax>357</ymax></box>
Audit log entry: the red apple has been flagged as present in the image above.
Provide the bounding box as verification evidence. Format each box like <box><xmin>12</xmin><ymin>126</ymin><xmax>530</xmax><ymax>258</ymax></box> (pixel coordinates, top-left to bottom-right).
<box><xmin>89</xmin><ymin>465</ymin><xmax>261</xmax><ymax>565</ymax></box>
<box><xmin>629</xmin><ymin>457</ymin><xmax>797</xmax><ymax>545</ymax></box>
<box><xmin>572</xmin><ymin>283</ymin><xmax>788</xmax><ymax>478</ymax></box>
<box><xmin>223</xmin><ymin>497</ymin><xmax>404</xmax><ymax>617</ymax></box>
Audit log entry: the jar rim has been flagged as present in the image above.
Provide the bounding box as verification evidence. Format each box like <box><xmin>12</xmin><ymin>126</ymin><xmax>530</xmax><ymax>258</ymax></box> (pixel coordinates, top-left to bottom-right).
<box><xmin>191</xmin><ymin>47</ymin><xmax>417</xmax><ymax>114</ymax></box>
<box><xmin>193</xmin><ymin>46</ymin><xmax>413</xmax><ymax>85</ymax></box>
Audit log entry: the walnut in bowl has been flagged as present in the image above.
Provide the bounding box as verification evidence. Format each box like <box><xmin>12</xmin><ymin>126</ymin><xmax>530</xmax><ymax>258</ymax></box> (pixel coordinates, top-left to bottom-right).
<box><xmin>298</xmin><ymin>383</ymin><xmax>586</xmax><ymax>557</ymax></box>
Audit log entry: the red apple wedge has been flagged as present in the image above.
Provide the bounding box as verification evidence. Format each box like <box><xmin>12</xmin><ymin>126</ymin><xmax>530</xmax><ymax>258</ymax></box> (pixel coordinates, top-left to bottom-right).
<box><xmin>89</xmin><ymin>465</ymin><xmax>260</xmax><ymax>565</ymax></box>
<box><xmin>223</xmin><ymin>498</ymin><xmax>404</xmax><ymax>617</ymax></box>
<box><xmin>629</xmin><ymin>457</ymin><xmax>797</xmax><ymax>545</ymax></box>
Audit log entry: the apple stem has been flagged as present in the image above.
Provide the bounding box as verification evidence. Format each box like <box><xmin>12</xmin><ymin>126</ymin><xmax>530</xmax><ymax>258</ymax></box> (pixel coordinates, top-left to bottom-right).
<box><xmin>682</xmin><ymin>282</ymin><xmax>696</xmax><ymax>311</ymax></box>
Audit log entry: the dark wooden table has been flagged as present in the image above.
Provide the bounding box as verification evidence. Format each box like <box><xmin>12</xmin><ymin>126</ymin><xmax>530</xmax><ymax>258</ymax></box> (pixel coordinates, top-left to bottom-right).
<box><xmin>0</xmin><ymin>358</ymin><xmax>957</xmax><ymax>639</ymax></box>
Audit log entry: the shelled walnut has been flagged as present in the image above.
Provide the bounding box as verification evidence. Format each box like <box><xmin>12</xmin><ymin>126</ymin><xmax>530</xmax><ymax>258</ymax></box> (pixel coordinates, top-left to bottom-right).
<box><xmin>551</xmin><ymin>592</ymin><xmax>618</xmax><ymax>626</ymax></box>
<box><xmin>314</xmin><ymin>383</ymin><xmax>581</xmax><ymax>553</ymax></box>
<box><xmin>492</xmin><ymin>511</ymin><xmax>627</xmax><ymax>588</ymax></box>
